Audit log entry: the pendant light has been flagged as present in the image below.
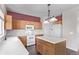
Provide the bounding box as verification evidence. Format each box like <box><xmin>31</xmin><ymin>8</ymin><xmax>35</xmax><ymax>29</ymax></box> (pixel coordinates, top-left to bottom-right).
<box><xmin>43</xmin><ymin>20</ymin><xmax>49</xmax><ymax>24</ymax></box>
<box><xmin>43</xmin><ymin>4</ymin><xmax>50</xmax><ymax>24</ymax></box>
<box><xmin>49</xmin><ymin>5</ymin><xmax>57</xmax><ymax>22</ymax></box>
<box><xmin>49</xmin><ymin>16</ymin><xmax>57</xmax><ymax>22</ymax></box>
<box><xmin>43</xmin><ymin>4</ymin><xmax>57</xmax><ymax>24</ymax></box>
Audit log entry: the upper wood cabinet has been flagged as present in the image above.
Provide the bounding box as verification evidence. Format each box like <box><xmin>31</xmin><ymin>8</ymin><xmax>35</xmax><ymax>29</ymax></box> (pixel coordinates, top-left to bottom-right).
<box><xmin>5</xmin><ymin>15</ymin><xmax>12</xmax><ymax>30</ymax></box>
<box><xmin>34</xmin><ymin>22</ymin><xmax>42</xmax><ymax>29</ymax></box>
<box><xmin>12</xmin><ymin>20</ymin><xmax>42</xmax><ymax>29</ymax></box>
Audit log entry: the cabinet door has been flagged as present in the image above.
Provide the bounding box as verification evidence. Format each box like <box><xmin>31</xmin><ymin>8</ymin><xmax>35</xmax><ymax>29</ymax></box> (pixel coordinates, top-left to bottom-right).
<box><xmin>41</xmin><ymin>40</ymin><xmax>55</xmax><ymax>55</ymax></box>
<box><xmin>19</xmin><ymin>36</ymin><xmax>27</xmax><ymax>46</ymax></box>
<box><xmin>55</xmin><ymin>41</ymin><xmax>66</xmax><ymax>55</ymax></box>
<box><xmin>36</xmin><ymin>38</ymin><xmax>55</xmax><ymax>55</ymax></box>
<box><xmin>5</xmin><ymin>15</ymin><xmax>12</xmax><ymax>30</ymax></box>
<box><xmin>35</xmin><ymin>38</ymin><xmax>43</xmax><ymax>54</ymax></box>
<box><xmin>34</xmin><ymin>22</ymin><xmax>42</xmax><ymax>29</ymax></box>
<box><xmin>12</xmin><ymin>19</ymin><xmax>42</xmax><ymax>29</ymax></box>
<box><xmin>12</xmin><ymin>20</ymin><xmax>22</xmax><ymax>29</ymax></box>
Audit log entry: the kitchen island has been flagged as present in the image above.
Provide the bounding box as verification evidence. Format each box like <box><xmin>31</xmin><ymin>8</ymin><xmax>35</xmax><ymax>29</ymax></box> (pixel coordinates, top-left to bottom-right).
<box><xmin>35</xmin><ymin>36</ymin><xmax>66</xmax><ymax>55</ymax></box>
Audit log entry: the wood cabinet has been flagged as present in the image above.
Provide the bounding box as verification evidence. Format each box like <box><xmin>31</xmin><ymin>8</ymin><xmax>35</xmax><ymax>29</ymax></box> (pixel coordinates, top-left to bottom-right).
<box><xmin>5</xmin><ymin>15</ymin><xmax>42</xmax><ymax>30</ymax></box>
<box><xmin>35</xmin><ymin>38</ymin><xmax>66</xmax><ymax>55</ymax></box>
<box><xmin>34</xmin><ymin>22</ymin><xmax>42</xmax><ymax>29</ymax></box>
<box><xmin>19</xmin><ymin>36</ymin><xmax>27</xmax><ymax>46</ymax></box>
<box><xmin>5</xmin><ymin>15</ymin><xmax>12</xmax><ymax>30</ymax></box>
<box><xmin>12</xmin><ymin>20</ymin><xmax>25</xmax><ymax>29</ymax></box>
<box><xmin>12</xmin><ymin>20</ymin><xmax>42</xmax><ymax>29</ymax></box>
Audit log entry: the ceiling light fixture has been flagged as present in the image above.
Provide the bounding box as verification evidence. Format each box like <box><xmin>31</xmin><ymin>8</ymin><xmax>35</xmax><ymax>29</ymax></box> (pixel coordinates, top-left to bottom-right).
<box><xmin>43</xmin><ymin>20</ymin><xmax>49</xmax><ymax>24</ymax></box>
<box><xmin>49</xmin><ymin>16</ymin><xmax>58</xmax><ymax>22</ymax></box>
<box><xmin>43</xmin><ymin>4</ymin><xmax>57</xmax><ymax>24</ymax></box>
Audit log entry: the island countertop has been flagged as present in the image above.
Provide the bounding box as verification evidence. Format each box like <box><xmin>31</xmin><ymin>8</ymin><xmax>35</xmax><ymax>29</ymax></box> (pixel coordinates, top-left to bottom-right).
<box><xmin>36</xmin><ymin>36</ymin><xmax>66</xmax><ymax>44</ymax></box>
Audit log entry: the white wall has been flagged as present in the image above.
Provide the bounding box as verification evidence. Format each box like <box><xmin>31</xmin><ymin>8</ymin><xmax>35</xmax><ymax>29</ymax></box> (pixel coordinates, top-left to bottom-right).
<box><xmin>43</xmin><ymin>22</ymin><xmax>62</xmax><ymax>37</ymax></box>
<box><xmin>77</xmin><ymin>12</ymin><xmax>79</xmax><ymax>34</ymax></box>
<box><xmin>62</xmin><ymin>6</ymin><xmax>79</xmax><ymax>51</ymax></box>
<box><xmin>62</xmin><ymin>6</ymin><xmax>79</xmax><ymax>37</ymax></box>
<box><xmin>0</xmin><ymin>4</ymin><xmax>7</xmax><ymax>14</ymax></box>
<box><xmin>0</xmin><ymin>4</ymin><xmax>6</xmax><ymax>42</ymax></box>
<box><xmin>62</xmin><ymin>10</ymin><xmax>77</xmax><ymax>38</ymax></box>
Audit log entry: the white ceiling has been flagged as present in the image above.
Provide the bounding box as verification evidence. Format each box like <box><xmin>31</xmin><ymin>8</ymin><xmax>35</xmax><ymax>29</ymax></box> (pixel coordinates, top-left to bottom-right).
<box><xmin>5</xmin><ymin>4</ymin><xmax>79</xmax><ymax>20</ymax></box>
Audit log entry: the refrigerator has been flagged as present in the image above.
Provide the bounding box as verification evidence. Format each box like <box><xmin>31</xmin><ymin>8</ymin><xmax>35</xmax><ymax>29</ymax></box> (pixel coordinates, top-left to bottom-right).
<box><xmin>26</xmin><ymin>25</ymin><xmax>35</xmax><ymax>46</ymax></box>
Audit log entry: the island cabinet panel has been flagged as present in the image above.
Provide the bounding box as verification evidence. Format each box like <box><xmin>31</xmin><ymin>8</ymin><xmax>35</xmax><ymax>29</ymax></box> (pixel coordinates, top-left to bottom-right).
<box><xmin>35</xmin><ymin>38</ymin><xmax>43</xmax><ymax>54</ymax></box>
<box><xmin>35</xmin><ymin>38</ymin><xmax>66</xmax><ymax>55</ymax></box>
<box><xmin>55</xmin><ymin>41</ymin><xmax>66</xmax><ymax>55</ymax></box>
<box><xmin>19</xmin><ymin>36</ymin><xmax>27</xmax><ymax>46</ymax></box>
<box><xmin>43</xmin><ymin>42</ymin><xmax>55</xmax><ymax>55</ymax></box>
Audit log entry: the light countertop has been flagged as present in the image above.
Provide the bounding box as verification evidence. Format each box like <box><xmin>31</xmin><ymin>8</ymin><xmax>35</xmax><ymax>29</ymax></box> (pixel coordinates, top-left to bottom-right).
<box><xmin>0</xmin><ymin>37</ymin><xmax>29</xmax><ymax>55</ymax></box>
<box><xmin>36</xmin><ymin>36</ymin><xmax>66</xmax><ymax>44</ymax></box>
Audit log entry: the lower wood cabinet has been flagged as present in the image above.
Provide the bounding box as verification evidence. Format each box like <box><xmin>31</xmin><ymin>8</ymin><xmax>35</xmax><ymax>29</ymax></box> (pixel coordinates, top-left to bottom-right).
<box><xmin>19</xmin><ymin>36</ymin><xmax>27</xmax><ymax>46</ymax></box>
<box><xmin>35</xmin><ymin>38</ymin><xmax>66</xmax><ymax>55</ymax></box>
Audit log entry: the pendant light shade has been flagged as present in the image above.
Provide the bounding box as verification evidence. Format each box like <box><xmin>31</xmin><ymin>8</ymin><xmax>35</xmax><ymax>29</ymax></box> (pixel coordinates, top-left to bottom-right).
<box><xmin>49</xmin><ymin>17</ymin><xmax>57</xmax><ymax>22</ymax></box>
<box><xmin>43</xmin><ymin>20</ymin><xmax>49</xmax><ymax>24</ymax></box>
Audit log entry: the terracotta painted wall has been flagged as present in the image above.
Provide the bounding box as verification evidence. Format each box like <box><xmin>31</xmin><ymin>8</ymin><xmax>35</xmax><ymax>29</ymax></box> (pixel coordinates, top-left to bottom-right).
<box><xmin>55</xmin><ymin>15</ymin><xmax>62</xmax><ymax>24</ymax></box>
<box><xmin>7</xmin><ymin>11</ymin><xmax>41</xmax><ymax>22</ymax></box>
<box><xmin>56</xmin><ymin>15</ymin><xmax>62</xmax><ymax>21</ymax></box>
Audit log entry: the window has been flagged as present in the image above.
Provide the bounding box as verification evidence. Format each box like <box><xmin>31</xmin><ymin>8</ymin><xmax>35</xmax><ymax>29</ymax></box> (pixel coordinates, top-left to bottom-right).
<box><xmin>0</xmin><ymin>17</ymin><xmax>4</xmax><ymax>36</ymax></box>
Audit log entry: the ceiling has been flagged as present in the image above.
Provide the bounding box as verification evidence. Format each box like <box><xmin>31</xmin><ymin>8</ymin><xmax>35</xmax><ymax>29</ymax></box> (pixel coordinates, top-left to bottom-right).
<box><xmin>5</xmin><ymin>4</ymin><xmax>79</xmax><ymax>20</ymax></box>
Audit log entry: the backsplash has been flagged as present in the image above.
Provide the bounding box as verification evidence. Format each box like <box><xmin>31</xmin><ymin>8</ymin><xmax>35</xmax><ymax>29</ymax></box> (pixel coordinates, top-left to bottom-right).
<box><xmin>6</xmin><ymin>29</ymin><xmax>43</xmax><ymax>37</ymax></box>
